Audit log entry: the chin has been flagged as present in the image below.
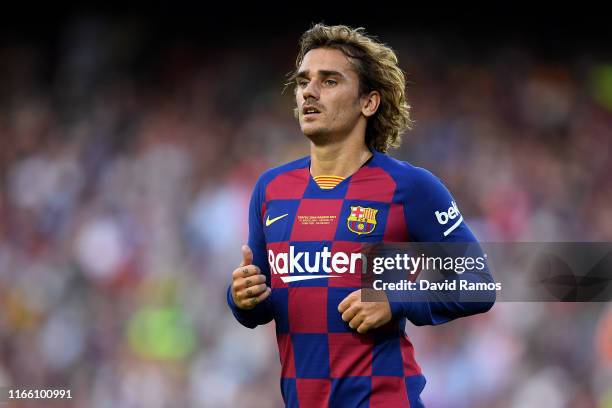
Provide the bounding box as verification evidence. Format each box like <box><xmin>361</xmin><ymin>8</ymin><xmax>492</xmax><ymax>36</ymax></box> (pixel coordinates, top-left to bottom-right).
<box><xmin>302</xmin><ymin>126</ymin><xmax>332</xmax><ymax>146</ymax></box>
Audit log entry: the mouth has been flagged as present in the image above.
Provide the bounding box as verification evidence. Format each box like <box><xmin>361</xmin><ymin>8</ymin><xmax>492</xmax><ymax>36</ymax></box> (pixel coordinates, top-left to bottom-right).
<box><xmin>302</xmin><ymin>105</ymin><xmax>321</xmax><ymax>118</ymax></box>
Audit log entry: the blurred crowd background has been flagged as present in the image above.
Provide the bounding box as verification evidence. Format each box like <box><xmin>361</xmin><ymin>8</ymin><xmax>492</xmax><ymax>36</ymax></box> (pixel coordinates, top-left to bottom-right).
<box><xmin>0</xmin><ymin>10</ymin><xmax>611</xmax><ymax>408</ymax></box>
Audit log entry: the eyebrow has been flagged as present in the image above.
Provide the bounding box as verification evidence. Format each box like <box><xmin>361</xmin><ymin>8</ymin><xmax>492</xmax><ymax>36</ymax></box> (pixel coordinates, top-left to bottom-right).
<box><xmin>295</xmin><ymin>69</ymin><xmax>345</xmax><ymax>80</ymax></box>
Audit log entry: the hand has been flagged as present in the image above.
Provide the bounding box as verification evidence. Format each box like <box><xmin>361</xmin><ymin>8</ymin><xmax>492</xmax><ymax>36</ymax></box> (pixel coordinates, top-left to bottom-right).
<box><xmin>338</xmin><ymin>289</ymin><xmax>392</xmax><ymax>334</ymax></box>
<box><xmin>231</xmin><ymin>245</ymin><xmax>271</xmax><ymax>310</ymax></box>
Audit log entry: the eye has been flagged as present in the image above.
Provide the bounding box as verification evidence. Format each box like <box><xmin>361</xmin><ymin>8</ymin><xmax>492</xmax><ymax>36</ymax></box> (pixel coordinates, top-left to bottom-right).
<box><xmin>297</xmin><ymin>79</ymin><xmax>309</xmax><ymax>88</ymax></box>
<box><xmin>324</xmin><ymin>79</ymin><xmax>337</xmax><ymax>86</ymax></box>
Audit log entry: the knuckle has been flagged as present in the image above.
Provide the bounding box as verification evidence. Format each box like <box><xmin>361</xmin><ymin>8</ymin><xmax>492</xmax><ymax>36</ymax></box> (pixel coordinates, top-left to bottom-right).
<box><xmin>261</xmin><ymin>291</ymin><xmax>270</xmax><ymax>300</ymax></box>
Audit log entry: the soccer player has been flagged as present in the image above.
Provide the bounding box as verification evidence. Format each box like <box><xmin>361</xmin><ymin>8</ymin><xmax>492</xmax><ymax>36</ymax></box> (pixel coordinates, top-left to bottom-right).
<box><xmin>227</xmin><ymin>24</ymin><xmax>495</xmax><ymax>407</ymax></box>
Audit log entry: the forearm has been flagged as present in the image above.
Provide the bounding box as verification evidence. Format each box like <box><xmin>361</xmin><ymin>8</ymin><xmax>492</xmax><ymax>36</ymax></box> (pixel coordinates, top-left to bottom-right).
<box><xmin>389</xmin><ymin>269</ymin><xmax>496</xmax><ymax>326</ymax></box>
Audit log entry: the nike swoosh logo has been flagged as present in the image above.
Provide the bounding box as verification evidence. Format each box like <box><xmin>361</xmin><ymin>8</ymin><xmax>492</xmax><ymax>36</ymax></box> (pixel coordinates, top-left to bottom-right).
<box><xmin>266</xmin><ymin>213</ymin><xmax>289</xmax><ymax>227</ymax></box>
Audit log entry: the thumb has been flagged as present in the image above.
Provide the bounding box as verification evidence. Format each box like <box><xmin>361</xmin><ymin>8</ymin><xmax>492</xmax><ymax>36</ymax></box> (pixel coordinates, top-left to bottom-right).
<box><xmin>240</xmin><ymin>244</ymin><xmax>253</xmax><ymax>267</ymax></box>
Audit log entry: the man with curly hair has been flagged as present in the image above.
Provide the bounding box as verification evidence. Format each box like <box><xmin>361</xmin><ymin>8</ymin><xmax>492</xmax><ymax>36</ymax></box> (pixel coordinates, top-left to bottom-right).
<box><xmin>227</xmin><ymin>23</ymin><xmax>495</xmax><ymax>407</ymax></box>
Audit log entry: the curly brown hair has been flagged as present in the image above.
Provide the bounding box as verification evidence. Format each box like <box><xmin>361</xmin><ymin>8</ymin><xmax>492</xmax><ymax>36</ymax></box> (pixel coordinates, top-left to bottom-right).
<box><xmin>288</xmin><ymin>23</ymin><xmax>412</xmax><ymax>152</ymax></box>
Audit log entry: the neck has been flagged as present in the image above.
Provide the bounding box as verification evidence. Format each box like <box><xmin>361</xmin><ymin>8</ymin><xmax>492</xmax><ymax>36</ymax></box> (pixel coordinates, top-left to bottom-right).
<box><xmin>310</xmin><ymin>137</ymin><xmax>373</xmax><ymax>178</ymax></box>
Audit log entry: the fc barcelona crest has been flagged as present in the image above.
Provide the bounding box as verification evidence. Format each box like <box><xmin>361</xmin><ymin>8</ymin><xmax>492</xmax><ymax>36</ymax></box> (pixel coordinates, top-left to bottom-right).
<box><xmin>347</xmin><ymin>206</ymin><xmax>378</xmax><ymax>235</ymax></box>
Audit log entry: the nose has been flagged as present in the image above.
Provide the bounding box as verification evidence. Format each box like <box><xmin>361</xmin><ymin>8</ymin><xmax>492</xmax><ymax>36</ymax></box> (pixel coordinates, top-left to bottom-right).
<box><xmin>302</xmin><ymin>80</ymin><xmax>320</xmax><ymax>101</ymax></box>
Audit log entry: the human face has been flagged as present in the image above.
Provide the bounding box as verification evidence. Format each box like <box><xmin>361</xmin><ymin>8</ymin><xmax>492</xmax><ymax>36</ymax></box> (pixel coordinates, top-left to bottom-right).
<box><xmin>295</xmin><ymin>48</ymin><xmax>364</xmax><ymax>144</ymax></box>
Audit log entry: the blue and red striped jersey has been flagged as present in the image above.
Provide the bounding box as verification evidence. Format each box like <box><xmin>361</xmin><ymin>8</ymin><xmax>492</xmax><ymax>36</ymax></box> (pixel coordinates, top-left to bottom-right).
<box><xmin>227</xmin><ymin>150</ymin><xmax>495</xmax><ymax>407</ymax></box>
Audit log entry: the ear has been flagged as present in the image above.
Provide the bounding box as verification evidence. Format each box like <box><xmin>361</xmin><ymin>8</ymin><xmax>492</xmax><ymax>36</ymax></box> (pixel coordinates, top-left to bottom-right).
<box><xmin>361</xmin><ymin>91</ymin><xmax>381</xmax><ymax>118</ymax></box>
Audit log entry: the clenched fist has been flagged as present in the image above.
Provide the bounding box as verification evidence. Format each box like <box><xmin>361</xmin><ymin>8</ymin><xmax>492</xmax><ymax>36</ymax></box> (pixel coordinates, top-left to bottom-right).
<box><xmin>231</xmin><ymin>245</ymin><xmax>271</xmax><ymax>310</ymax></box>
<box><xmin>338</xmin><ymin>289</ymin><xmax>392</xmax><ymax>334</ymax></box>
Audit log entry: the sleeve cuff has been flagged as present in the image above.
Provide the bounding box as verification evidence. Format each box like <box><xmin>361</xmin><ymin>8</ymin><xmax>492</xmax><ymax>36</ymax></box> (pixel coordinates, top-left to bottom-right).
<box><xmin>385</xmin><ymin>288</ymin><xmax>414</xmax><ymax>319</ymax></box>
<box><xmin>226</xmin><ymin>284</ymin><xmax>263</xmax><ymax>329</ymax></box>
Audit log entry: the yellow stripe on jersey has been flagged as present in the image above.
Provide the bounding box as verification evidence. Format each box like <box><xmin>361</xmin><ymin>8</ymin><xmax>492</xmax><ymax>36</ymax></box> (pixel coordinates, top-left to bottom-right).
<box><xmin>363</xmin><ymin>208</ymin><xmax>376</xmax><ymax>220</ymax></box>
<box><xmin>313</xmin><ymin>175</ymin><xmax>345</xmax><ymax>190</ymax></box>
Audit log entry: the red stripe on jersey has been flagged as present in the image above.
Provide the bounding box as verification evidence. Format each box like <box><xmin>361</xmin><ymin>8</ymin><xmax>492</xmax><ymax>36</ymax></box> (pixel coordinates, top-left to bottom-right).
<box><xmin>329</xmin><ymin>333</ymin><xmax>374</xmax><ymax>378</ymax></box>
<box><xmin>290</xmin><ymin>199</ymin><xmax>343</xmax><ymax>241</ymax></box>
<box><xmin>329</xmin><ymin>241</ymin><xmax>364</xmax><ymax>288</ymax></box>
<box><xmin>383</xmin><ymin>203</ymin><xmax>409</xmax><ymax>242</ymax></box>
<box><xmin>267</xmin><ymin>242</ymin><xmax>290</xmax><ymax>289</ymax></box>
<box><xmin>288</xmin><ymin>287</ymin><xmax>328</xmax><ymax>333</ymax></box>
<box><xmin>297</xmin><ymin>379</ymin><xmax>331</xmax><ymax>408</ymax></box>
<box><xmin>261</xmin><ymin>201</ymin><xmax>267</xmax><ymax>224</ymax></box>
<box><xmin>370</xmin><ymin>376</ymin><xmax>410</xmax><ymax>407</ymax></box>
<box><xmin>266</xmin><ymin>168</ymin><xmax>310</xmax><ymax>201</ymax></box>
<box><xmin>346</xmin><ymin>167</ymin><xmax>396</xmax><ymax>203</ymax></box>
<box><xmin>400</xmin><ymin>334</ymin><xmax>422</xmax><ymax>376</ymax></box>
<box><xmin>277</xmin><ymin>334</ymin><xmax>296</xmax><ymax>378</ymax></box>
